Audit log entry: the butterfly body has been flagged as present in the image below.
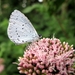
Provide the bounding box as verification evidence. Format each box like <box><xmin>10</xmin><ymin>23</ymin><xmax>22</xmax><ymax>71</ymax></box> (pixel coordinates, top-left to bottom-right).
<box><xmin>7</xmin><ymin>10</ymin><xmax>39</xmax><ymax>44</ymax></box>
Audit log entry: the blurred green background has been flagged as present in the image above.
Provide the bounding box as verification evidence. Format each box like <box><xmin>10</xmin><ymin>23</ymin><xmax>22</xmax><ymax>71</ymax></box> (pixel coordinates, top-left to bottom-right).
<box><xmin>0</xmin><ymin>0</ymin><xmax>75</xmax><ymax>75</ymax></box>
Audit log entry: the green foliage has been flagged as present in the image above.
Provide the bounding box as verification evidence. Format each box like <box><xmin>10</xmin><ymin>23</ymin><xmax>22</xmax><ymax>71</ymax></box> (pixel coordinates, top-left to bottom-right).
<box><xmin>0</xmin><ymin>0</ymin><xmax>75</xmax><ymax>75</ymax></box>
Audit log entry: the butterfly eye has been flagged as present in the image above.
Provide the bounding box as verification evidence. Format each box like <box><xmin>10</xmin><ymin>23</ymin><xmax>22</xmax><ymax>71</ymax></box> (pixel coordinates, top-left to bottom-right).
<box><xmin>39</xmin><ymin>34</ymin><xmax>42</xmax><ymax>38</ymax></box>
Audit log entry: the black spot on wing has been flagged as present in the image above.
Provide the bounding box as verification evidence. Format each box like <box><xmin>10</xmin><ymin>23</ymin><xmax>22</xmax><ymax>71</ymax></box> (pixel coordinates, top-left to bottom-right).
<box><xmin>25</xmin><ymin>35</ymin><xmax>27</xmax><ymax>37</ymax></box>
<box><xmin>25</xmin><ymin>23</ymin><xmax>27</xmax><ymax>24</ymax></box>
<box><xmin>15</xmin><ymin>28</ymin><xmax>20</xmax><ymax>37</ymax></box>
<box><xmin>18</xmin><ymin>35</ymin><xmax>20</xmax><ymax>37</ymax></box>
<box><xmin>25</xmin><ymin>41</ymin><xmax>27</xmax><ymax>43</ymax></box>
<box><xmin>16</xmin><ymin>33</ymin><xmax>18</xmax><ymax>35</ymax></box>
<box><xmin>22</xmin><ymin>40</ymin><xmax>24</xmax><ymax>42</ymax></box>
<box><xmin>13</xmin><ymin>40</ymin><xmax>16</xmax><ymax>43</ymax></box>
<box><xmin>10</xmin><ymin>36</ymin><xmax>12</xmax><ymax>38</ymax></box>
<box><xmin>15</xmin><ymin>30</ymin><xmax>17</xmax><ymax>32</ymax></box>
<box><xmin>16</xmin><ymin>18</ymin><xmax>18</xmax><ymax>20</ymax></box>
<box><xmin>22</xmin><ymin>28</ymin><xmax>24</xmax><ymax>30</ymax></box>
<box><xmin>17</xmin><ymin>38</ymin><xmax>20</xmax><ymax>41</ymax></box>
<box><xmin>22</xmin><ymin>24</ymin><xmax>24</xmax><ymax>26</ymax></box>
<box><xmin>12</xmin><ymin>22</ymin><xmax>15</xmax><ymax>24</ymax></box>
<box><xmin>9</xmin><ymin>28</ymin><xmax>11</xmax><ymax>30</ymax></box>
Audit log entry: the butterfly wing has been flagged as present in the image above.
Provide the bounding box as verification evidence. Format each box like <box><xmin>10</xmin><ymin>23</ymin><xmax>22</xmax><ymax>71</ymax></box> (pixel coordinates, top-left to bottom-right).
<box><xmin>7</xmin><ymin>10</ymin><xmax>39</xmax><ymax>44</ymax></box>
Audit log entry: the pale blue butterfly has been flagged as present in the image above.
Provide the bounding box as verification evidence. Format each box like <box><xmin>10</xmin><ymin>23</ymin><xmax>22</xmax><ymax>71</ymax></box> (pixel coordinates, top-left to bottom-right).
<box><xmin>7</xmin><ymin>10</ymin><xmax>39</xmax><ymax>44</ymax></box>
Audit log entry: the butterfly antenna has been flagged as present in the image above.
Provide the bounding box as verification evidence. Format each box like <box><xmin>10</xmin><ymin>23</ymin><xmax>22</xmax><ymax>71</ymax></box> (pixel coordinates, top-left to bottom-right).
<box><xmin>52</xmin><ymin>33</ymin><xmax>55</xmax><ymax>39</ymax></box>
<box><xmin>13</xmin><ymin>62</ymin><xmax>18</xmax><ymax>65</ymax></box>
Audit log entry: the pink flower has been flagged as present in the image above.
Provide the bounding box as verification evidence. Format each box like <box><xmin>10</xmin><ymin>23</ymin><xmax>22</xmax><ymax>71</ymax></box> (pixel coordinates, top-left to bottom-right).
<box><xmin>0</xmin><ymin>58</ymin><xmax>4</xmax><ymax>73</ymax></box>
<box><xmin>18</xmin><ymin>38</ymin><xmax>75</xmax><ymax>75</ymax></box>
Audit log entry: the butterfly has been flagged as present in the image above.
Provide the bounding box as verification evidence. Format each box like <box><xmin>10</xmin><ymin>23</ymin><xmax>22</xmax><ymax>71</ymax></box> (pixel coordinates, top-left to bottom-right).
<box><xmin>7</xmin><ymin>10</ymin><xmax>39</xmax><ymax>44</ymax></box>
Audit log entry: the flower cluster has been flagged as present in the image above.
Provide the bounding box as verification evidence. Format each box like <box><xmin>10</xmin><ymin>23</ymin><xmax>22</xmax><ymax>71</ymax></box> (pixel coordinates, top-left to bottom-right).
<box><xmin>18</xmin><ymin>38</ymin><xmax>75</xmax><ymax>75</ymax></box>
<box><xmin>0</xmin><ymin>58</ymin><xmax>4</xmax><ymax>73</ymax></box>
